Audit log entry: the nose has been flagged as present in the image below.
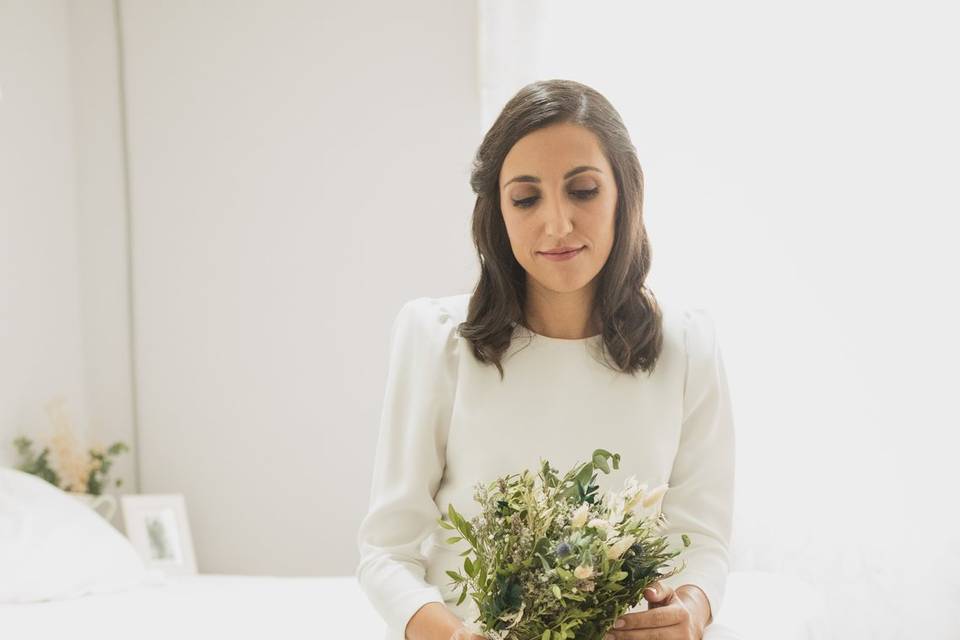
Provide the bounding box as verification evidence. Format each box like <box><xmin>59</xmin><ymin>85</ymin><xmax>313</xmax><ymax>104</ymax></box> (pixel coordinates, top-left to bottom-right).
<box><xmin>541</xmin><ymin>191</ymin><xmax>574</xmax><ymax>238</ymax></box>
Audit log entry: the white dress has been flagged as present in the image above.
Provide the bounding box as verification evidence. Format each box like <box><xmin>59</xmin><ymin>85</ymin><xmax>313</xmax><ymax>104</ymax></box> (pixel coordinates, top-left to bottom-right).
<box><xmin>355</xmin><ymin>293</ymin><xmax>740</xmax><ymax>640</ymax></box>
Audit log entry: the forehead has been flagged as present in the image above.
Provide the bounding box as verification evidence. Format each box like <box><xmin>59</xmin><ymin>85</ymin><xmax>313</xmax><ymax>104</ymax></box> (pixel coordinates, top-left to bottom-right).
<box><xmin>500</xmin><ymin>123</ymin><xmax>609</xmax><ymax>185</ymax></box>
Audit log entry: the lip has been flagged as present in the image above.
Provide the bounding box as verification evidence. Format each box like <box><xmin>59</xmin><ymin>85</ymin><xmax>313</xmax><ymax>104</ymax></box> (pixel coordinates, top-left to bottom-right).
<box><xmin>539</xmin><ymin>245</ymin><xmax>585</xmax><ymax>255</ymax></box>
<box><xmin>538</xmin><ymin>246</ymin><xmax>584</xmax><ymax>261</ymax></box>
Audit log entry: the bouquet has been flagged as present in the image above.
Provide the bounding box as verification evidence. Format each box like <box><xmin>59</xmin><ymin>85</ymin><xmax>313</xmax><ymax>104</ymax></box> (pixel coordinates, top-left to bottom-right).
<box><xmin>438</xmin><ymin>448</ymin><xmax>691</xmax><ymax>640</ymax></box>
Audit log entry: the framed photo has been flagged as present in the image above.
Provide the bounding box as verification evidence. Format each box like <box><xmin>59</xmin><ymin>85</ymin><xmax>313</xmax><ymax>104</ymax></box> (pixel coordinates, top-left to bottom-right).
<box><xmin>120</xmin><ymin>493</ymin><xmax>198</xmax><ymax>575</ymax></box>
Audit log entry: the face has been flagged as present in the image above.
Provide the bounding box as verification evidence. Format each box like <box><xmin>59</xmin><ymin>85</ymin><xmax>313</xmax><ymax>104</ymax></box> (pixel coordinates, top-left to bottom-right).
<box><xmin>498</xmin><ymin>122</ymin><xmax>618</xmax><ymax>297</ymax></box>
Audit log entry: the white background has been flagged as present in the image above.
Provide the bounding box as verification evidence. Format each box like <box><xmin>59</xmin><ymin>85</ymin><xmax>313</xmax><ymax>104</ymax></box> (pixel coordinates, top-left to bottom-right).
<box><xmin>2</xmin><ymin>1</ymin><xmax>958</xmax><ymax>636</ymax></box>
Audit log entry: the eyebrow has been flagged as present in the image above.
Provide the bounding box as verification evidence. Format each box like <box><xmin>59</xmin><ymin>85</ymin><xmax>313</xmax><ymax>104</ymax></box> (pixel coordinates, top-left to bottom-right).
<box><xmin>502</xmin><ymin>165</ymin><xmax>602</xmax><ymax>189</ymax></box>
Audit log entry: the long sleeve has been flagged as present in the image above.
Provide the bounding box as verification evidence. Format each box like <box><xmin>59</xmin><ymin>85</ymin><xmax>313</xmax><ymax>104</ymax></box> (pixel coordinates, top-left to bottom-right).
<box><xmin>355</xmin><ymin>297</ymin><xmax>461</xmax><ymax>639</ymax></box>
<box><xmin>656</xmin><ymin>308</ymin><xmax>736</xmax><ymax>618</ymax></box>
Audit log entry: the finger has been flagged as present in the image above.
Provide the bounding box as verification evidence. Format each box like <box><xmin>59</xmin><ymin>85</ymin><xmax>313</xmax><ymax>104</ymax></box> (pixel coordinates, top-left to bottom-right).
<box><xmin>644</xmin><ymin>581</ymin><xmax>675</xmax><ymax>604</ymax></box>
<box><xmin>613</xmin><ymin>601</ymin><xmax>685</xmax><ymax>630</ymax></box>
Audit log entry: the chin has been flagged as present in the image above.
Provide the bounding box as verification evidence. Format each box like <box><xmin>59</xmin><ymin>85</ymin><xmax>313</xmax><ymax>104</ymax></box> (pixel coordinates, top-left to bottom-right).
<box><xmin>532</xmin><ymin>274</ymin><xmax>594</xmax><ymax>294</ymax></box>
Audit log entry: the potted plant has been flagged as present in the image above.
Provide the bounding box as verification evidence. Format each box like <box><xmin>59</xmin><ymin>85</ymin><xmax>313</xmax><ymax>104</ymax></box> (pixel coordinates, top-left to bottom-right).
<box><xmin>11</xmin><ymin>397</ymin><xmax>130</xmax><ymax>520</ymax></box>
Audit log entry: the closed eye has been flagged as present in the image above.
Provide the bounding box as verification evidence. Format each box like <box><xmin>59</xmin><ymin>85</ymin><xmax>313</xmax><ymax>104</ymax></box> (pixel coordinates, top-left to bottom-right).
<box><xmin>512</xmin><ymin>188</ymin><xmax>599</xmax><ymax>209</ymax></box>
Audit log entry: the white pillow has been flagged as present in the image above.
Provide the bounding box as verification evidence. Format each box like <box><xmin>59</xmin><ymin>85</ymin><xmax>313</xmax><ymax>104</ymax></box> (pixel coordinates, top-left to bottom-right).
<box><xmin>0</xmin><ymin>467</ymin><xmax>162</xmax><ymax>603</ymax></box>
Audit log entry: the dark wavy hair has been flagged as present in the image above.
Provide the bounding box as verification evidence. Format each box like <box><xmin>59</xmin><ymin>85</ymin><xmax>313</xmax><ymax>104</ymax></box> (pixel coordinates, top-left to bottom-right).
<box><xmin>456</xmin><ymin>79</ymin><xmax>664</xmax><ymax>381</ymax></box>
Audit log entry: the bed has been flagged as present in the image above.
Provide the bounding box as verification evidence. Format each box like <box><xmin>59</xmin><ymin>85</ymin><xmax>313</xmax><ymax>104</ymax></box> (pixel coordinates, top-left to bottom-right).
<box><xmin>0</xmin><ymin>570</ymin><xmax>827</xmax><ymax>640</ymax></box>
<box><xmin>0</xmin><ymin>573</ymin><xmax>387</xmax><ymax>639</ymax></box>
<box><xmin>1</xmin><ymin>467</ymin><xmax>826</xmax><ymax>640</ymax></box>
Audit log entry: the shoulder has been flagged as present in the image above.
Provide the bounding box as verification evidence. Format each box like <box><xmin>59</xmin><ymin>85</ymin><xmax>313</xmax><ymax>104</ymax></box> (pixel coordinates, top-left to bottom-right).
<box><xmin>393</xmin><ymin>292</ymin><xmax>469</xmax><ymax>329</ymax></box>
<box><xmin>675</xmin><ymin>307</ymin><xmax>723</xmax><ymax>407</ymax></box>
<box><xmin>389</xmin><ymin>292</ymin><xmax>470</xmax><ymax>350</ymax></box>
<box><xmin>656</xmin><ymin>293</ymin><xmax>718</xmax><ymax>356</ymax></box>
<box><xmin>681</xmin><ymin>307</ymin><xmax>719</xmax><ymax>363</ymax></box>
<box><xmin>652</xmin><ymin>298</ymin><xmax>721</xmax><ymax>385</ymax></box>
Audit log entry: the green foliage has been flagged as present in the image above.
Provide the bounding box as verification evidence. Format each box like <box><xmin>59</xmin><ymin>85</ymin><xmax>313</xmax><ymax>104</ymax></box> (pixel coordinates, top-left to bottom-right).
<box><xmin>435</xmin><ymin>448</ymin><xmax>690</xmax><ymax>640</ymax></box>
<box><xmin>86</xmin><ymin>441</ymin><xmax>130</xmax><ymax>495</ymax></box>
<box><xmin>13</xmin><ymin>436</ymin><xmax>61</xmax><ymax>487</ymax></box>
<box><xmin>11</xmin><ymin>436</ymin><xmax>130</xmax><ymax>496</ymax></box>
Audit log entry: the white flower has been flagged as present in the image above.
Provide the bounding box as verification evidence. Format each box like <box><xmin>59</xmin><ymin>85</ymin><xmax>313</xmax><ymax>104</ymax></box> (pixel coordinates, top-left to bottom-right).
<box><xmin>573</xmin><ymin>563</ymin><xmax>594</xmax><ymax>579</ymax></box>
<box><xmin>587</xmin><ymin>517</ymin><xmax>616</xmax><ymax>538</ymax></box>
<box><xmin>571</xmin><ymin>502</ymin><xmax>590</xmax><ymax>528</ymax></box>
<box><xmin>606</xmin><ymin>534</ymin><xmax>637</xmax><ymax>560</ymax></box>
<box><xmin>628</xmin><ymin>482</ymin><xmax>668</xmax><ymax>522</ymax></box>
<box><xmin>533</xmin><ymin>485</ymin><xmax>547</xmax><ymax>506</ymax></box>
<box><xmin>624</xmin><ymin>478</ymin><xmax>650</xmax><ymax>512</ymax></box>
<box><xmin>641</xmin><ymin>482</ymin><xmax>668</xmax><ymax>511</ymax></box>
<box><xmin>606</xmin><ymin>492</ymin><xmax>627</xmax><ymax>525</ymax></box>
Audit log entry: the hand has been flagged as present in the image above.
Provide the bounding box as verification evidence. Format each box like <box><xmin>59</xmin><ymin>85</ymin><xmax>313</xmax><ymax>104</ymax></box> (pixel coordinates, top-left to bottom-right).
<box><xmin>602</xmin><ymin>581</ymin><xmax>707</xmax><ymax>640</ymax></box>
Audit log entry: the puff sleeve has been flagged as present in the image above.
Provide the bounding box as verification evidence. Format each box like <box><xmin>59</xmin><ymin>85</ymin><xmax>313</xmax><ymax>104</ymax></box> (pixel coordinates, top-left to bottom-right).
<box><xmin>656</xmin><ymin>308</ymin><xmax>737</xmax><ymax>619</ymax></box>
<box><xmin>355</xmin><ymin>297</ymin><xmax>460</xmax><ymax>639</ymax></box>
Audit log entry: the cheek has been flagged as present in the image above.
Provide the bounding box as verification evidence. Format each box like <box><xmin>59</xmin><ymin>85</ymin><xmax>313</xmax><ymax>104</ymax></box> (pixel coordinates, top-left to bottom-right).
<box><xmin>596</xmin><ymin>196</ymin><xmax>617</xmax><ymax>234</ymax></box>
<box><xmin>501</xmin><ymin>217</ymin><xmax>534</xmax><ymax>257</ymax></box>
<box><xmin>500</xmin><ymin>211</ymin><xmax>521</xmax><ymax>242</ymax></box>
<box><xmin>586</xmin><ymin>200</ymin><xmax>616</xmax><ymax>234</ymax></box>
<box><xmin>504</xmin><ymin>214</ymin><xmax>534</xmax><ymax>240</ymax></box>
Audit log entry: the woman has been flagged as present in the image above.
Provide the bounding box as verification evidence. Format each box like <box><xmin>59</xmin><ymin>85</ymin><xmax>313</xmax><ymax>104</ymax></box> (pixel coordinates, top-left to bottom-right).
<box><xmin>356</xmin><ymin>79</ymin><xmax>741</xmax><ymax>640</ymax></box>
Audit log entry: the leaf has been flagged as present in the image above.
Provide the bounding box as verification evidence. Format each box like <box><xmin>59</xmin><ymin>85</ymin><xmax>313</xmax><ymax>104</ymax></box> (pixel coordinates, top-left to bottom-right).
<box><xmin>460</xmin><ymin>520</ymin><xmax>478</xmax><ymax>547</ymax></box>
<box><xmin>446</xmin><ymin>536</ymin><xmax>463</xmax><ymax>544</ymax></box>
<box><xmin>448</xmin><ymin>503</ymin><xmax>463</xmax><ymax>529</ymax></box>
<box><xmin>575</xmin><ymin>464</ymin><xmax>594</xmax><ymax>487</ymax></box>
<box><xmin>542</xmin><ymin>631</ymin><xmax>551</xmax><ymax>640</ymax></box>
<box><xmin>457</xmin><ymin>583</ymin><xmax>468</xmax><ymax>606</ymax></box>
<box><xmin>590</xmin><ymin>448</ymin><xmax>620</xmax><ymax>473</ymax></box>
<box><xmin>464</xmin><ymin>557</ymin><xmax>475</xmax><ymax>578</ymax></box>
<box><xmin>446</xmin><ymin>570</ymin><xmax>464</xmax><ymax>583</ymax></box>
<box><xmin>551</xmin><ymin>584</ymin><xmax>562</xmax><ymax>600</ymax></box>
<box><xmin>448</xmin><ymin>503</ymin><xmax>478</xmax><ymax>548</ymax></box>
<box><xmin>592</xmin><ymin>450</ymin><xmax>611</xmax><ymax>474</ymax></box>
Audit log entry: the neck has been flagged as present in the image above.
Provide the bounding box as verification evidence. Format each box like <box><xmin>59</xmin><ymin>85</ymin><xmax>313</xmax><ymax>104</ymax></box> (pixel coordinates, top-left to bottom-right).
<box><xmin>523</xmin><ymin>280</ymin><xmax>600</xmax><ymax>339</ymax></box>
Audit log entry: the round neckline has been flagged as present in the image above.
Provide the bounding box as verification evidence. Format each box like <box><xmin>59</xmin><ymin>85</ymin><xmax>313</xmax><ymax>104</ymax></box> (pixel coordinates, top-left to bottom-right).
<box><xmin>515</xmin><ymin>323</ymin><xmax>603</xmax><ymax>344</ymax></box>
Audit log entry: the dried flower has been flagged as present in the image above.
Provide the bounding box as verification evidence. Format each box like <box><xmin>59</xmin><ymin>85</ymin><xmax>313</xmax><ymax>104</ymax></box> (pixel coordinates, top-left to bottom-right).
<box><xmin>606</xmin><ymin>534</ymin><xmax>637</xmax><ymax>560</ymax></box>
<box><xmin>642</xmin><ymin>483</ymin><xmax>669</xmax><ymax>510</ymax></box>
<box><xmin>587</xmin><ymin>517</ymin><xmax>617</xmax><ymax>539</ymax></box>
<box><xmin>571</xmin><ymin>502</ymin><xmax>591</xmax><ymax>528</ymax></box>
<box><xmin>573</xmin><ymin>563</ymin><xmax>594</xmax><ymax>579</ymax></box>
<box><xmin>45</xmin><ymin>397</ymin><xmax>94</xmax><ymax>493</ymax></box>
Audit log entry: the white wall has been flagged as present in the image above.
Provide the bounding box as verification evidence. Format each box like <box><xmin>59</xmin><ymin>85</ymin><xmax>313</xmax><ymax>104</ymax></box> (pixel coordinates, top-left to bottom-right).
<box><xmin>3</xmin><ymin>0</ymin><xmax>481</xmax><ymax>576</ymax></box>
<box><xmin>68</xmin><ymin>0</ymin><xmax>140</xmax><ymax>504</ymax></box>
<box><xmin>0</xmin><ymin>0</ymin><xmax>85</xmax><ymax>464</ymax></box>
<box><xmin>0</xmin><ymin>0</ymin><xmax>136</xmax><ymax>508</ymax></box>
<box><xmin>118</xmin><ymin>0</ymin><xmax>481</xmax><ymax>575</ymax></box>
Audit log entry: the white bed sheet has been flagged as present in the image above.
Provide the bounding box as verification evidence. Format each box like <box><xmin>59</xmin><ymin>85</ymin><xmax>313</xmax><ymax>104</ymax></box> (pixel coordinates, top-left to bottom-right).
<box><xmin>0</xmin><ymin>574</ymin><xmax>386</xmax><ymax>640</ymax></box>
<box><xmin>0</xmin><ymin>570</ymin><xmax>826</xmax><ymax>640</ymax></box>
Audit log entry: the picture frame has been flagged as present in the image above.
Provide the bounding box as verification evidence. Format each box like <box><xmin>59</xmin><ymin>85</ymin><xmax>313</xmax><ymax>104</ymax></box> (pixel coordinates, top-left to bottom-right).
<box><xmin>120</xmin><ymin>493</ymin><xmax>198</xmax><ymax>576</ymax></box>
